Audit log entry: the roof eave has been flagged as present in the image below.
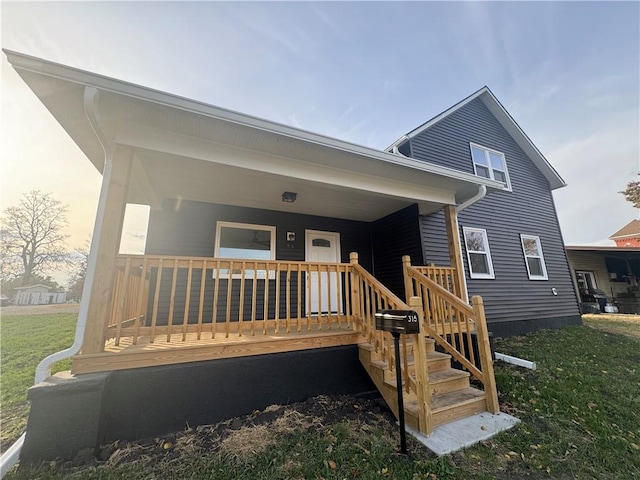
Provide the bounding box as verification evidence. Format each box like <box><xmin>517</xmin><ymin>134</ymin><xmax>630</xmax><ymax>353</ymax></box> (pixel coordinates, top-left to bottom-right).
<box><xmin>4</xmin><ymin>49</ymin><xmax>501</xmax><ymax>205</ymax></box>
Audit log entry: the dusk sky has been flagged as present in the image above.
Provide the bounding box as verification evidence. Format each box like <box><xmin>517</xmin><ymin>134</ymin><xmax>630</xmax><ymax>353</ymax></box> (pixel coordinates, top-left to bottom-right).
<box><xmin>1</xmin><ymin>1</ymin><xmax>639</xmax><ymax>281</ymax></box>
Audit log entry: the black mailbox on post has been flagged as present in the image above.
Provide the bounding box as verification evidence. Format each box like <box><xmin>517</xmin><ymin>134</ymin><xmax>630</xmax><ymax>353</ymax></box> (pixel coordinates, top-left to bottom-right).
<box><xmin>375</xmin><ymin>310</ymin><xmax>420</xmax><ymax>335</ymax></box>
<box><xmin>374</xmin><ymin>309</ymin><xmax>419</xmax><ymax>455</ymax></box>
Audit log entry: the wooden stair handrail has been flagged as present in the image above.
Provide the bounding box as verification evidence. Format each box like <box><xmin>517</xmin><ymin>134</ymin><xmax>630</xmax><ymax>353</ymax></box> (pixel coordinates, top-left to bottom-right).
<box><xmin>403</xmin><ymin>259</ymin><xmax>499</xmax><ymax>414</ymax></box>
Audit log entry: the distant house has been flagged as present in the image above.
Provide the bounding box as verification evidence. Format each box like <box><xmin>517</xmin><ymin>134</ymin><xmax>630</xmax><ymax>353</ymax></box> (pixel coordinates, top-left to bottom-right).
<box><xmin>8</xmin><ymin>50</ymin><xmax>578</xmax><ymax>463</ymax></box>
<box><xmin>13</xmin><ymin>284</ymin><xmax>67</xmax><ymax>305</ymax></box>
<box><xmin>609</xmin><ymin>219</ymin><xmax>640</xmax><ymax>247</ymax></box>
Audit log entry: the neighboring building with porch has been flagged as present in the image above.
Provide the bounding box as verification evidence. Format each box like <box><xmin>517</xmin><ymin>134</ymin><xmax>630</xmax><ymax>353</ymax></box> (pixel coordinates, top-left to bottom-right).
<box><xmin>566</xmin><ymin>220</ymin><xmax>640</xmax><ymax>314</ymax></box>
<box><xmin>13</xmin><ymin>285</ymin><xmax>67</xmax><ymax>306</ymax></box>
<box><xmin>5</xmin><ymin>50</ymin><xmax>578</xmax><ymax>463</ymax></box>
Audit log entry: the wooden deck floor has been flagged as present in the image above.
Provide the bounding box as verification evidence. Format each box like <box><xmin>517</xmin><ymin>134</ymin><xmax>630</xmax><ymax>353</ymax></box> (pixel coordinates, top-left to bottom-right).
<box><xmin>72</xmin><ymin>326</ymin><xmax>367</xmax><ymax>374</ymax></box>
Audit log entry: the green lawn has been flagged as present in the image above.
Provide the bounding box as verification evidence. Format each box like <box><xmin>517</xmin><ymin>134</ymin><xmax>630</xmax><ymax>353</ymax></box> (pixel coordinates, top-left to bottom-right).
<box><xmin>3</xmin><ymin>316</ymin><xmax>640</xmax><ymax>479</ymax></box>
<box><xmin>1</xmin><ymin>313</ymin><xmax>76</xmax><ymax>451</ymax></box>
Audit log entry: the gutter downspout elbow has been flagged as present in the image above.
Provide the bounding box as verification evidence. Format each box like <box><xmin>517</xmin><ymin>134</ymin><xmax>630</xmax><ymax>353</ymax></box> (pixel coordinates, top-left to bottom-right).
<box><xmin>455</xmin><ymin>185</ymin><xmax>487</xmax><ymax>213</ymax></box>
<box><xmin>391</xmin><ymin>135</ymin><xmax>410</xmax><ymax>156</ymax></box>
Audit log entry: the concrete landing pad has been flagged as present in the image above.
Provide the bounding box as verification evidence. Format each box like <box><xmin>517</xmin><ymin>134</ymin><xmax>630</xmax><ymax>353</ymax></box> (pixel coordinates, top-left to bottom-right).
<box><xmin>406</xmin><ymin>412</ymin><xmax>520</xmax><ymax>456</ymax></box>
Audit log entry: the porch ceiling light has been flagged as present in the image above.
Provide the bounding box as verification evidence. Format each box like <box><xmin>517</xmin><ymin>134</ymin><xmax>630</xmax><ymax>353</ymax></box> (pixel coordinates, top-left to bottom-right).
<box><xmin>282</xmin><ymin>191</ymin><xmax>297</xmax><ymax>203</ymax></box>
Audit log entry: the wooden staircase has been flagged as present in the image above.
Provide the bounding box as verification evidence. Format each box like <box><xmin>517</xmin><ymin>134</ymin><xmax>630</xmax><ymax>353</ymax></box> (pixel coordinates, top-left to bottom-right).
<box><xmin>359</xmin><ymin>336</ymin><xmax>488</xmax><ymax>432</ymax></box>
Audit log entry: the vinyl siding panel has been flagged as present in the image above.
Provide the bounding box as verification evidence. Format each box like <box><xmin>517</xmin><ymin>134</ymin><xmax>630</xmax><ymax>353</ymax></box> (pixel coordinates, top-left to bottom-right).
<box><xmin>419</xmin><ymin>210</ymin><xmax>451</xmax><ymax>266</ymax></box>
<box><xmin>412</xmin><ymin>98</ymin><xmax>580</xmax><ymax>333</ymax></box>
<box><xmin>371</xmin><ymin>204</ymin><xmax>423</xmax><ymax>299</ymax></box>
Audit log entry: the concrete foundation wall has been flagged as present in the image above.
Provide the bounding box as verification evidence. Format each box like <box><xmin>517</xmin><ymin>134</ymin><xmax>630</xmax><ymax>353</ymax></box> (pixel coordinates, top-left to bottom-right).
<box><xmin>20</xmin><ymin>345</ymin><xmax>376</xmax><ymax>464</ymax></box>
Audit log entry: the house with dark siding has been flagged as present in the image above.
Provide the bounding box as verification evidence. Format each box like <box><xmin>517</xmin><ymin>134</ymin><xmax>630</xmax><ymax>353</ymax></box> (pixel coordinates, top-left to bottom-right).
<box><xmin>5</xmin><ymin>50</ymin><xmax>575</xmax><ymax>464</ymax></box>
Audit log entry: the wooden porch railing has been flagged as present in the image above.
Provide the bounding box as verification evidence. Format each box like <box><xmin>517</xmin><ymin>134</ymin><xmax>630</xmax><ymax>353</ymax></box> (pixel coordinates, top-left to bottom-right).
<box><xmin>403</xmin><ymin>256</ymin><xmax>499</xmax><ymax>413</ymax></box>
<box><xmin>105</xmin><ymin>255</ymin><xmax>356</xmax><ymax>346</ymax></box>
<box><xmin>413</xmin><ymin>264</ymin><xmax>461</xmax><ymax>299</ymax></box>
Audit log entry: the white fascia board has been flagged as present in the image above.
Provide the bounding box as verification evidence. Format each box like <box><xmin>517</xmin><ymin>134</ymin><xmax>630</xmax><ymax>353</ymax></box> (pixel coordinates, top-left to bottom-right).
<box><xmin>609</xmin><ymin>232</ymin><xmax>640</xmax><ymax>240</ymax></box>
<box><xmin>386</xmin><ymin>87</ymin><xmax>489</xmax><ymax>151</ymax></box>
<box><xmin>479</xmin><ymin>90</ymin><xmax>566</xmax><ymax>190</ymax></box>
<box><xmin>4</xmin><ymin>49</ymin><xmax>498</xmax><ymax>194</ymax></box>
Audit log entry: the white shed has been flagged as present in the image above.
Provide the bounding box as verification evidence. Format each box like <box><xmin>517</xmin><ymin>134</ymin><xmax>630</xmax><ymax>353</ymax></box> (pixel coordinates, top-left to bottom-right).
<box><xmin>14</xmin><ymin>285</ymin><xmax>67</xmax><ymax>305</ymax></box>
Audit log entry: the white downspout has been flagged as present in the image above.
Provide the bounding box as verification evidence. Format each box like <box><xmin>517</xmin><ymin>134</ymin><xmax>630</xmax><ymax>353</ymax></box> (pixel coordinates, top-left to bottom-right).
<box><xmin>453</xmin><ymin>185</ymin><xmax>487</xmax><ymax>302</ymax></box>
<box><xmin>0</xmin><ymin>87</ymin><xmax>111</xmax><ymax>478</ymax></box>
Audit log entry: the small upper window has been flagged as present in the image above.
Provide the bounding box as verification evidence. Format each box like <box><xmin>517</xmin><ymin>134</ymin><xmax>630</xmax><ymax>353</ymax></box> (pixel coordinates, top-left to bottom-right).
<box><xmin>462</xmin><ymin>227</ymin><xmax>495</xmax><ymax>279</ymax></box>
<box><xmin>470</xmin><ymin>143</ymin><xmax>511</xmax><ymax>190</ymax></box>
<box><xmin>520</xmin><ymin>235</ymin><xmax>548</xmax><ymax>280</ymax></box>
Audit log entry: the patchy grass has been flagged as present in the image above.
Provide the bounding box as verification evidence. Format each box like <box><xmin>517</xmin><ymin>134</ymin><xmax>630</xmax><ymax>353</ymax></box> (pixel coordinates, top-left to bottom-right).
<box><xmin>453</xmin><ymin>324</ymin><xmax>640</xmax><ymax>479</ymax></box>
<box><xmin>4</xmin><ymin>318</ymin><xmax>640</xmax><ymax>479</ymax></box>
<box><xmin>582</xmin><ymin>313</ymin><xmax>640</xmax><ymax>339</ymax></box>
<box><xmin>0</xmin><ymin>312</ymin><xmax>76</xmax><ymax>451</ymax></box>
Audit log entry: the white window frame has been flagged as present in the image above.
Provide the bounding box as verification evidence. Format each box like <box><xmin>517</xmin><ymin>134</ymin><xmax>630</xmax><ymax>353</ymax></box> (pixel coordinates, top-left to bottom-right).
<box><xmin>520</xmin><ymin>234</ymin><xmax>548</xmax><ymax>280</ymax></box>
<box><xmin>469</xmin><ymin>143</ymin><xmax>512</xmax><ymax>191</ymax></box>
<box><xmin>214</xmin><ymin>221</ymin><xmax>276</xmax><ymax>279</ymax></box>
<box><xmin>462</xmin><ymin>227</ymin><xmax>495</xmax><ymax>279</ymax></box>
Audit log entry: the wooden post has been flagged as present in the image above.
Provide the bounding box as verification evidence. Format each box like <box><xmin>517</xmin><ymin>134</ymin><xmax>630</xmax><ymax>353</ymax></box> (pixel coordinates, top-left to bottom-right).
<box><xmin>444</xmin><ymin>205</ymin><xmax>467</xmax><ymax>302</ymax></box>
<box><xmin>472</xmin><ymin>295</ymin><xmax>499</xmax><ymax>413</ymax></box>
<box><xmin>409</xmin><ymin>296</ymin><xmax>432</xmax><ymax>436</ymax></box>
<box><xmin>349</xmin><ymin>252</ymin><xmax>361</xmax><ymax>324</ymax></box>
<box><xmin>81</xmin><ymin>146</ymin><xmax>133</xmax><ymax>355</ymax></box>
<box><xmin>402</xmin><ymin>255</ymin><xmax>414</xmax><ymax>304</ymax></box>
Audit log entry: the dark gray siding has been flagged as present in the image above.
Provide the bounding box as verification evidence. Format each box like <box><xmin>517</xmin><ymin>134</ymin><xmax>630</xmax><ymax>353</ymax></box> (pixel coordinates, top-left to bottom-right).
<box><xmin>371</xmin><ymin>204</ymin><xmax>423</xmax><ymax>299</ymax></box>
<box><xmin>144</xmin><ymin>200</ymin><xmax>374</xmax><ymax>325</ymax></box>
<box><xmin>146</xmin><ymin>199</ymin><xmax>373</xmax><ymax>268</ymax></box>
<box><xmin>419</xmin><ymin>210</ymin><xmax>451</xmax><ymax>266</ymax></box>
<box><xmin>414</xmin><ymin>98</ymin><xmax>581</xmax><ymax>335</ymax></box>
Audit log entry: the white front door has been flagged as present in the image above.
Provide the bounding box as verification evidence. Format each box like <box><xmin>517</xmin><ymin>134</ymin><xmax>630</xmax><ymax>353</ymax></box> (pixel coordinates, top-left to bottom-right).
<box><xmin>305</xmin><ymin>230</ymin><xmax>342</xmax><ymax>314</ymax></box>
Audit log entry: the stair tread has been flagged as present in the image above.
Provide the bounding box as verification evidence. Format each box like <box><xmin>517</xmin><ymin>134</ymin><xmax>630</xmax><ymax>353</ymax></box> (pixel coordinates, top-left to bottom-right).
<box><xmin>427</xmin><ymin>351</ymin><xmax>451</xmax><ymax>361</ymax></box>
<box><xmin>358</xmin><ymin>343</ymin><xmax>376</xmax><ymax>351</ymax></box>
<box><xmin>431</xmin><ymin>387</ymin><xmax>485</xmax><ymax>412</ymax></box>
<box><xmin>383</xmin><ymin>366</ymin><xmax>469</xmax><ymax>386</ymax></box>
<box><xmin>371</xmin><ymin>359</ymin><xmax>388</xmax><ymax>369</ymax></box>
<box><xmin>404</xmin><ymin>387</ymin><xmax>485</xmax><ymax>415</ymax></box>
<box><xmin>428</xmin><ymin>368</ymin><xmax>470</xmax><ymax>383</ymax></box>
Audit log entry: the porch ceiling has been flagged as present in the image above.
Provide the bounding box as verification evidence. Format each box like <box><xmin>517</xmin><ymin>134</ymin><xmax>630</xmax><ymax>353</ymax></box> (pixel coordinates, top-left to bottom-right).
<box><xmin>131</xmin><ymin>150</ymin><xmax>415</xmax><ymax>221</ymax></box>
<box><xmin>6</xmin><ymin>50</ymin><xmax>504</xmax><ymax>221</ymax></box>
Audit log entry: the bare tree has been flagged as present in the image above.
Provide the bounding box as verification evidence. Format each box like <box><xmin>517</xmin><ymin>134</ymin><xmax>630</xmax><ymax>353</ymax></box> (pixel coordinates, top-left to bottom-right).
<box><xmin>1</xmin><ymin>190</ymin><xmax>70</xmax><ymax>285</ymax></box>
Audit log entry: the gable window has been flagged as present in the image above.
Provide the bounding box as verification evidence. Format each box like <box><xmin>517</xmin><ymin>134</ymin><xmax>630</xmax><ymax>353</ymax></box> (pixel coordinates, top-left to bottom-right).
<box><xmin>470</xmin><ymin>143</ymin><xmax>511</xmax><ymax>190</ymax></box>
<box><xmin>462</xmin><ymin>227</ymin><xmax>495</xmax><ymax>279</ymax></box>
<box><xmin>520</xmin><ymin>235</ymin><xmax>548</xmax><ymax>280</ymax></box>
<box><xmin>214</xmin><ymin>222</ymin><xmax>276</xmax><ymax>278</ymax></box>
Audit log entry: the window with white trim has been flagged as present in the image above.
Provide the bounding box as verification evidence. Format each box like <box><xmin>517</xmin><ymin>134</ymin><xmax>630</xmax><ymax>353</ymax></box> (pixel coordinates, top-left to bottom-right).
<box><xmin>520</xmin><ymin>235</ymin><xmax>548</xmax><ymax>280</ymax></box>
<box><xmin>470</xmin><ymin>143</ymin><xmax>511</xmax><ymax>190</ymax></box>
<box><xmin>214</xmin><ymin>222</ymin><xmax>276</xmax><ymax>278</ymax></box>
<box><xmin>462</xmin><ymin>227</ymin><xmax>495</xmax><ymax>279</ymax></box>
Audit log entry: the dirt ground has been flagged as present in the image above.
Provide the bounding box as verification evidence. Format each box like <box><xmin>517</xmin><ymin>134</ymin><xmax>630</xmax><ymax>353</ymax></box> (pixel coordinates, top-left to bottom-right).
<box><xmin>92</xmin><ymin>394</ymin><xmax>397</xmax><ymax>467</ymax></box>
<box><xmin>1</xmin><ymin>303</ymin><xmax>81</xmax><ymax>316</ymax></box>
